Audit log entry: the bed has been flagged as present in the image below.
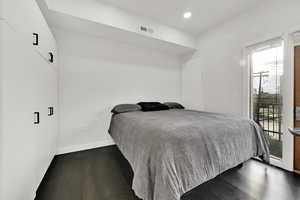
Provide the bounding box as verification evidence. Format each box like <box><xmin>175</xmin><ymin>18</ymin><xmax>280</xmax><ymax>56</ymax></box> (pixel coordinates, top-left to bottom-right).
<box><xmin>108</xmin><ymin>109</ymin><xmax>270</xmax><ymax>200</ymax></box>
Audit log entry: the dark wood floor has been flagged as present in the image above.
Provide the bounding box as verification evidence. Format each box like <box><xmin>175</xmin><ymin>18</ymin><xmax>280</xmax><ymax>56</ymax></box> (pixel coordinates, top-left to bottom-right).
<box><xmin>36</xmin><ymin>145</ymin><xmax>300</xmax><ymax>200</ymax></box>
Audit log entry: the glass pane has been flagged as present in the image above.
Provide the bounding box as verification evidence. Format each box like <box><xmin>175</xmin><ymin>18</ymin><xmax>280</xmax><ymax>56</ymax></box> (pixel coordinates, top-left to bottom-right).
<box><xmin>251</xmin><ymin>41</ymin><xmax>284</xmax><ymax>159</ymax></box>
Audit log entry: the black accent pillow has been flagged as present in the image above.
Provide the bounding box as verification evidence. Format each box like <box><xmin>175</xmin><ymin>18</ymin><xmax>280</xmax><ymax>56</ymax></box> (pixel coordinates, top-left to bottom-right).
<box><xmin>164</xmin><ymin>102</ymin><xmax>185</xmax><ymax>109</ymax></box>
<box><xmin>111</xmin><ymin>104</ymin><xmax>141</xmax><ymax>114</ymax></box>
<box><xmin>137</xmin><ymin>102</ymin><xmax>169</xmax><ymax>112</ymax></box>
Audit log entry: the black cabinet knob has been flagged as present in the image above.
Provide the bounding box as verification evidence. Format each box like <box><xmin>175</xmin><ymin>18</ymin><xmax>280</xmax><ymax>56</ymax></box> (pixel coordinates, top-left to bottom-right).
<box><xmin>33</xmin><ymin>33</ymin><xmax>39</xmax><ymax>46</ymax></box>
<box><xmin>34</xmin><ymin>112</ymin><xmax>40</xmax><ymax>124</ymax></box>
<box><xmin>49</xmin><ymin>52</ymin><xmax>54</xmax><ymax>63</ymax></box>
<box><xmin>48</xmin><ymin>107</ymin><xmax>54</xmax><ymax>116</ymax></box>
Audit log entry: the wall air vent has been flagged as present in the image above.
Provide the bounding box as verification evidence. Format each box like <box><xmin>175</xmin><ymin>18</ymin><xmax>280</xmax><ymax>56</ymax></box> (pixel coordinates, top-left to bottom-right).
<box><xmin>140</xmin><ymin>26</ymin><xmax>154</xmax><ymax>34</ymax></box>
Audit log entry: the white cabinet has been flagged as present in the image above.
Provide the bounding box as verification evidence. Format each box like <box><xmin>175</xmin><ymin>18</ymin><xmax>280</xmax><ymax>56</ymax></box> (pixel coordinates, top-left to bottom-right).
<box><xmin>35</xmin><ymin>57</ymin><xmax>58</xmax><ymax>186</ymax></box>
<box><xmin>0</xmin><ymin>1</ymin><xmax>58</xmax><ymax>198</ymax></box>
<box><xmin>0</xmin><ymin>22</ymin><xmax>38</xmax><ymax>200</ymax></box>
<box><xmin>0</xmin><ymin>0</ymin><xmax>58</xmax><ymax>64</ymax></box>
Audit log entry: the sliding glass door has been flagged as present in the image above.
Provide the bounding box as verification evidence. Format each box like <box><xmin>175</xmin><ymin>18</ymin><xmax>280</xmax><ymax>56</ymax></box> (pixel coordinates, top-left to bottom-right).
<box><xmin>249</xmin><ymin>39</ymin><xmax>284</xmax><ymax>159</ymax></box>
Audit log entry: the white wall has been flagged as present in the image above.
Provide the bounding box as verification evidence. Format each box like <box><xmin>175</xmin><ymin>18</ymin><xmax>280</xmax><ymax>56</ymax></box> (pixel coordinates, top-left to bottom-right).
<box><xmin>54</xmin><ymin>28</ymin><xmax>182</xmax><ymax>153</ymax></box>
<box><xmin>182</xmin><ymin>0</ymin><xmax>300</xmax><ymax>116</ymax></box>
<box><xmin>45</xmin><ymin>0</ymin><xmax>196</xmax><ymax>49</ymax></box>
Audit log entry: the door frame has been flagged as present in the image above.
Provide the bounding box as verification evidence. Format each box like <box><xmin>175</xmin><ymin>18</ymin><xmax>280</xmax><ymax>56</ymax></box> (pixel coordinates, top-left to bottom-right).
<box><xmin>289</xmin><ymin>30</ymin><xmax>300</xmax><ymax>172</ymax></box>
<box><xmin>243</xmin><ymin>33</ymin><xmax>294</xmax><ymax>171</ymax></box>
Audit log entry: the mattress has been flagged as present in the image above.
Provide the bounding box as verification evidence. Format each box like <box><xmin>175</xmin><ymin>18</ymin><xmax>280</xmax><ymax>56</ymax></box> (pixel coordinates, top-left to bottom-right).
<box><xmin>109</xmin><ymin>109</ymin><xmax>270</xmax><ymax>200</ymax></box>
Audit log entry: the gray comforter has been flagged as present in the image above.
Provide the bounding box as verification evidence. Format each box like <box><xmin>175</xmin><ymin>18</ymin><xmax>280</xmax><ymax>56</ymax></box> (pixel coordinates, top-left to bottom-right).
<box><xmin>109</xmin><ymin>109</ymin><xmax>270</xmax><ymax>200</ymax></box>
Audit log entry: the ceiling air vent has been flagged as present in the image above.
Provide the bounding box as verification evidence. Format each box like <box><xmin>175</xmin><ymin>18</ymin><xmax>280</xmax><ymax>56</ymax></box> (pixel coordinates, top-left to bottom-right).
<box><xmin>140</xmin><ymin>26</ymin><xmax>154</xmax><ymax>34</ymax></box>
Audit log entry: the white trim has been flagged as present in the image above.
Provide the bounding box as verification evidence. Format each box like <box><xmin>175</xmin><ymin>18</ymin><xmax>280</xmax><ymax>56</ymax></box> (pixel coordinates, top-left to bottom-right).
<box><xmin>270</xmin><ymin>157</ymin><xmax>286</xmax><ymax>169</ymax></box>
<box><xmin>242</xmin><ymin>34</ymin><xmax>285</xmax><ymax>118</ymax></box>
<box><xmin>280</xmin><ymin>33</ymin><xmax>294</xmax><ymax>171</ymax></box>
<box><xmin>241</xmin><ymin>48</ymin><xmax>251</xmax><ymax>118</ymax></box>
<box><xmin>244</xmin><ymin>32</ymin><xmax>284</xmax><ymax>49</ymax></box>
<box><xmin>243</xmin><ymin>35</ymin><xmax>294</xmax><ymax>171</ymax></box>
<box><xmin>56</xmin><ymin>139</ymin><xmax>115</xmax><ymax>155</ymax></box>
<box><xmin>245</xmin><ymin>36</ymin><xmax>283</xmax><ymax>51</ymax></box>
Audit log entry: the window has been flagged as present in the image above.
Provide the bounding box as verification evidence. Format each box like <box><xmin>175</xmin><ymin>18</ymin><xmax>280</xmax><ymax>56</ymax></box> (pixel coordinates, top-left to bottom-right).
<box><xmin>249</xmin><ymin>39</ymin><xmax>284</xmax><ymax>159</ymax></box>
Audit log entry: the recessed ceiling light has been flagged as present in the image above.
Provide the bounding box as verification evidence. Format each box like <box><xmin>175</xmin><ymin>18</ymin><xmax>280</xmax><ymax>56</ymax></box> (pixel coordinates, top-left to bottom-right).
<box><xmin>183</xmin><ymin>12</ymin><xmax>192</xmax><ymax>19</ymax></box>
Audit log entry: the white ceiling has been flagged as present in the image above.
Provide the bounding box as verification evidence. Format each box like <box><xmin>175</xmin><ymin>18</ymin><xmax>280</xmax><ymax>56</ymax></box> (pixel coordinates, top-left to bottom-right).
<box><xmin>99</xmin><ymin>0</ymin><xmax>264</xmax><ymax>36</ymax></box>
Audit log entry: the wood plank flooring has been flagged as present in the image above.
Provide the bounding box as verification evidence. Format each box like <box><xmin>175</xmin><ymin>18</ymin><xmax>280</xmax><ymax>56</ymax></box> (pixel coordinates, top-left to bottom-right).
<box><xmin>35</xmin><ymin>146</ymin><xmax>300</xmax><ymax>200</ymax></box>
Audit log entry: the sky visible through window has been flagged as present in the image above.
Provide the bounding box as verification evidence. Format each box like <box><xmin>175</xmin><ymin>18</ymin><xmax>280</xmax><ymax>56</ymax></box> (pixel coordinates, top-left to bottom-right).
<box><xmin>252</xmin><ymin>44</ymin><xmax>284</xmax><ymax>95</ymax></box>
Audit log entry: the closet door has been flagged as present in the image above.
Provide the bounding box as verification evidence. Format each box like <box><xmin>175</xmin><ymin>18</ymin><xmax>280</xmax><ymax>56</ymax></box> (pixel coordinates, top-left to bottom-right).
<box><xmin>1</xmin><ymin>0</ymin><xmax>57</xmax><ymax>62</ymax></box>
<box><xmin>1</xmin><ymin>21</ymin><xmax>41</xmax><ymax>200</ymax></box>
<box><xmin>46</xmin><ymin>65</ymin><xmax>58</xmax><ymax>159</ymax></box>
<box><xmin>34</xmin><ymin>61</ymin><xmax>58</xmax><ymax>187</ymax></box>
<box><xmin>1</xmin><ymin>0</ymin><xmax>42</xmax><ymax>49</ymax></box>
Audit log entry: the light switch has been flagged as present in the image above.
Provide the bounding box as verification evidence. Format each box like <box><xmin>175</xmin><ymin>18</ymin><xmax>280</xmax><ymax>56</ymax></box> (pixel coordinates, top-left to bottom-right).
<box><xmin>296</xmin><ymin>107</ymin><xmax>300</xmax><ymax>121</ymax></box>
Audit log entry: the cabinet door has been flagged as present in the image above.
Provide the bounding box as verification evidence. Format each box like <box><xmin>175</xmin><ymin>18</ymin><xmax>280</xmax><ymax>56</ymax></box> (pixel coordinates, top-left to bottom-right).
<box><xmin>1</xmin><ymin>20</ymin><xmax>58</xmax><ymax>199</ymax></box>
<box><xmin>1</xmin><ymin>0</ymin><xmax>42</xmax><ymax>50</ymax></box>
<box><xmin>1</xmin><ymin>21</ymin><xmax>40</xmax><ymax>200</ymax></box>
<box><xmin>34</xmin><ymin>61</ymin><xmax>58</xmax><ymax>187</ymax></box>
<box><xmin>1</xmin><ymin>0</ymin><xmax>57</xmax><ymax>63</ymax></box>
<box><xmin>39</xmin><ymin>24</ymin><xmax>58</xmax><ymax>66</ymax></box>
<box><xmin>46</xmin><ymin>64</ymin><xmax>58</xmax><ymax>158</ymax></box>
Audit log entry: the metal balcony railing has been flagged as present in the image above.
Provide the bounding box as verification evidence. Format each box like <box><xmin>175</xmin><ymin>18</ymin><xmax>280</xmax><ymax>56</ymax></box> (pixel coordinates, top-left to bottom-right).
<box><xmin>253</xmin><ymin>103</ymin><xmax>282</xmax><ymax>141</ymax></box>
<box><xmin>253</xmin><ymin>102</ymin><xmax>283</xmax><ymax>158</ymax></box>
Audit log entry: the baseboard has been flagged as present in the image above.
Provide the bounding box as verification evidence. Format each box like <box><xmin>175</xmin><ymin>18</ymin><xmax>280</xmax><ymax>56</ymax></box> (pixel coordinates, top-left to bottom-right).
<box><xmin>56</xmin><ymin>139</ymin><xmax>115</xmax><ymax>155</ymax></box>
